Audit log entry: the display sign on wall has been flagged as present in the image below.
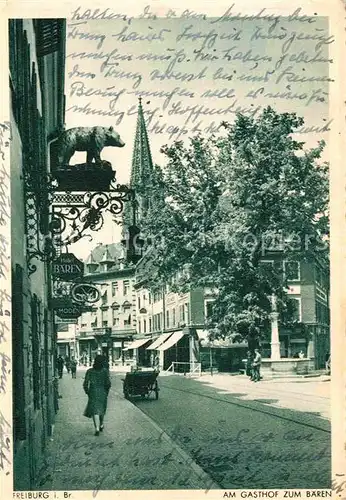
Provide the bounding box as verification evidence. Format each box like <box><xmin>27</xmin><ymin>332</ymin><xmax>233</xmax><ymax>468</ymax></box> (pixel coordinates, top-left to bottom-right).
<box><xmin>51</xmin><ymin>253</ymin><xmax>84</xmax><ymax>281</ymax></box>
<box><xmin>56</xmin><ymin>305</ymin><xmax>82</xmax><ymax>319</ymax></box>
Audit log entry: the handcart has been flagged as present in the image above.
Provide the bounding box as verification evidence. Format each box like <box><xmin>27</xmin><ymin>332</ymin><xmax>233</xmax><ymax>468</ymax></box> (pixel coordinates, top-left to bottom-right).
<box><xmin>122</xmin><ymin>370</ymin><xmax>160</xmax><ymax>400</ymax></box>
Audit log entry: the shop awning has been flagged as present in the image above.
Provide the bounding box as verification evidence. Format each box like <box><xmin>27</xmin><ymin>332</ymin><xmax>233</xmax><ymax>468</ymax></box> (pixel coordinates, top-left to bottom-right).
<box><xmin>146</xmin><ymin>332</ymin><xmax>173</xmax><ymax>350</ymax></box>
<box><xmin>122</xmin><ymin>338</ymin><xmax>151</xmax><ymax>351</ymax></box>
<box><xmin>157</xmin><ymin>331</ymin><xmax>184</xmax><ymax>351</ymax></box>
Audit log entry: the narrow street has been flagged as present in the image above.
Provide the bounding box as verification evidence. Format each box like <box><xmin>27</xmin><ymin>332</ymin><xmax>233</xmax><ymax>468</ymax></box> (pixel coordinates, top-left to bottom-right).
<box><xmin>37</xmin><ymin>370</ymin><xmax>331</xmax><ymax>492</ymax></box>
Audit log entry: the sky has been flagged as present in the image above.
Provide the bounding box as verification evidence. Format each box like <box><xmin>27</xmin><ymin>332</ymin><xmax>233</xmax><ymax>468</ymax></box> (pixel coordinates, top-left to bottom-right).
<box><xmin>64</xmin><ymin>14</ymin><xmax>331</xmax><ymax>260</ymax></box>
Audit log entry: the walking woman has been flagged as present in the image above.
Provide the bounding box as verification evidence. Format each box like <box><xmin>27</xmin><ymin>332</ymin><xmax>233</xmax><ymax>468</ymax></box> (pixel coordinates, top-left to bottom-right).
<box><xmin>83</xmin><ymin>355</ymin><xmax>111</xmax><ymax>436</ymax></box>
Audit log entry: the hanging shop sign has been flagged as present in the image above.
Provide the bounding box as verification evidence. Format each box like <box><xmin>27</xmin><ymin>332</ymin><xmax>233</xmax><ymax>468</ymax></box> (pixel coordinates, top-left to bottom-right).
<box><xmin>50</xmin><ymin>297</ymin><xmax>93</xmax><ymax>310</ymax></box>
<box><xmin>50</xmin><ymin>297</ymin><xmax>71</xmax><ymax>309</ymax></box>
<box><xmin>71</xmin><ymin>283</ymin><xmax>100</xmax><ymax>304</ymax></box>
<box><xmin>56</xmin><ymin>305</ymin><xmax>82</xmax><ymax>319</ymax></box>
<box><xmin>51</xmin><ymin>253</ymin><xmax>84</xmax><ymax>281</ymax></box>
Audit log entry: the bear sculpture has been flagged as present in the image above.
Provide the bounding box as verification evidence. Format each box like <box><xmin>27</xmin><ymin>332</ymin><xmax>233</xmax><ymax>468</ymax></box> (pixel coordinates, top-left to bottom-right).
<box><xmin>57</xmin><ymin>126</ymin><xmax>125</xmax><ymax>166</ymax></box>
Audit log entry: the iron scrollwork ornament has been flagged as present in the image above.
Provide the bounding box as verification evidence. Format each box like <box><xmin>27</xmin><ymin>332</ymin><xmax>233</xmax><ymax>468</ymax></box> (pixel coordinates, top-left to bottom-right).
<box><xmin>71</xmin><ymin>283</ymin><xmax>101</xmax><ymax>304</ymax></box>
<box><xmin>50</xmin><ymin>185</ymin><xmax>134</xmax><ymax>247</ymax></box>
<box><xmin>26</xmin><ymin>191</ymin><xmax>56</xmax><ymax>275</ymax></box>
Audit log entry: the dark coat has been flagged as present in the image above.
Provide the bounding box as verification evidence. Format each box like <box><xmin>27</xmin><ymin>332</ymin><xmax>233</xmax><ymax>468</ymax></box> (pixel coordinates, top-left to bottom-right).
<box><xmin>57</xmin><ymin>357</ymin><xmax>64</xmax><ymax>369</ymax></box>
<box><xmin>83</xmin><ymin>367</ymin><xmax>111</xmax><ymax>418</ymax></box>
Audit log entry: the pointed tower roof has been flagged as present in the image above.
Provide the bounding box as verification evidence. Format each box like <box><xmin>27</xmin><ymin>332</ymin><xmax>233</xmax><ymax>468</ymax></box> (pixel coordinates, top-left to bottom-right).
<box><xmin>123</xmin><ymin>98</ymin><xmax>155</xmax><ymax>231</ymax></box>
<box><xmin>130</xmin><ymin>97</ymin><xmax>154</xmax><ymax>192</ymax></box>
<box><xmin>85</xmin><ymin>252</ymin><xmax>99</xmax><ymax>274</ymax></box>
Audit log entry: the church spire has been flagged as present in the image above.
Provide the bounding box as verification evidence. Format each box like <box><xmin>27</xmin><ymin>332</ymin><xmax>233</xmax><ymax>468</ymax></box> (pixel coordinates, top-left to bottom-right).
<box><xmin>129</xmin><ymin>98</ymin><xmax>154</xmax><ymax>222</ymax></box>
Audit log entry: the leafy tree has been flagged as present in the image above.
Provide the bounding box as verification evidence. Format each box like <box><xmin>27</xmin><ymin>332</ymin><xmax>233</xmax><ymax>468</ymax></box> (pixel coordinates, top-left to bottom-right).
<box><xmin>139</xmin><ymin>107</ymin><xmax>329</xmax><ymax>348</ymax></box>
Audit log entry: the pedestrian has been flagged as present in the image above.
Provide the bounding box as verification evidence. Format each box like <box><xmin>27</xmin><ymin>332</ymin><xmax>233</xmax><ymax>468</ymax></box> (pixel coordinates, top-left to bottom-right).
<box><xmin>83</xmin><ymin>354</ymin><xmax>111</xmax><ymax>436</ymax></box>
<box><xmin>252</xmin><ymin>349</ymin><xmax>262</xmax><ymax>382</ymax></box>
<box><xmin>101</xmin><ymin>353</ymin><xmax>109</xmax><ymax>372</ymax></box>
<box><xmin>70</xmin><ymin>356</ymin><xmax>77</xmax><ymax>378</ymax></box>
<box><xmin>245</xmin><ymin>351</ymin><xmax>253</xmax><ymax>378</ymax></box>
<box><xmin>65</xmin><ymin>356</ymin><xmax>71</xmax><ymax>374</ymax></box>
<box><xmin>57</xmin><ymin>355</ymin><xmax>64</xmax><ymax>379</ymax></box>
<box><xmin>81</xmin><ymin>353</ymin><xmax>88</xmax><ymax>367</ymax></box>
<box><xmin>153</xmin><ymin>354</ymin><xmax>160</xmax><ymax>373</ymax></box>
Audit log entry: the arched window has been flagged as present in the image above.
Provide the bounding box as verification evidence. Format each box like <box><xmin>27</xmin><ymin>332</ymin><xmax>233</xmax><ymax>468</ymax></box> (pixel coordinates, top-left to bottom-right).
<box><xmin>123</xmin><ymin>300</ymin><xmax>131</xmax><ymax>311</ymax></box>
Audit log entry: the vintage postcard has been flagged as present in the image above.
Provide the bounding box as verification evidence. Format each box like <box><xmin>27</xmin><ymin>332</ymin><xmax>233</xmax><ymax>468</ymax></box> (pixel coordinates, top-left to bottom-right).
<box><xmin>0</xmin><ymin>0</ymin><xmax>345</xmax><ymax>499</ymax></box>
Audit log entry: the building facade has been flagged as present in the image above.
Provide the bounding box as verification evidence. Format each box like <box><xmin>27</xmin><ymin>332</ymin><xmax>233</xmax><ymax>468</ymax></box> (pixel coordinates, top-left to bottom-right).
<box><xmin>259</xmin><ymin>254</ymin><xmax>330</xmax><ymax>369</ymax></box>
<box><xmin>75</xmin><ymin>243</ymin><xmax>137</xmax><ymax>367</ymax></box>
<box><xmin>133</xmin><ymin>255</ymin><xmax>329</xmax><ymax>372</ymax></box>
<box><xmin>10</xmin><ymin>19</ymin><xmax>66</xmax><ymax>489</ymax></box>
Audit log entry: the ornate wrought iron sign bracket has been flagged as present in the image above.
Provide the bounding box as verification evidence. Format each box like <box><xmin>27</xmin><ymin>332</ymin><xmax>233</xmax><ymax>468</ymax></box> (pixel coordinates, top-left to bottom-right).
<box><xmin>50</xmin><ymin>185</ymin><xmax>135</xmax><ymax>248</ymax></box>
<box><xmin>26</xmin><ymin>191</ymin><xmax>56</xmax><ymax>275</ymax></box>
